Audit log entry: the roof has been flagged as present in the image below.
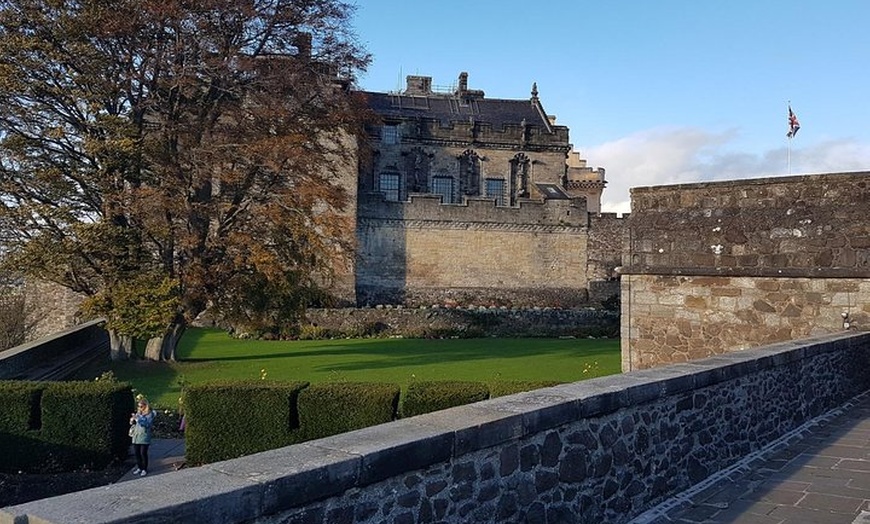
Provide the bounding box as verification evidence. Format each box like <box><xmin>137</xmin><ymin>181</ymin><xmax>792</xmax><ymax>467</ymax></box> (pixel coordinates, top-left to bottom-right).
<box><xmin>360</xmin><ymin>91</ymin><xmax>553</xmax><ymax>131</ymax></box>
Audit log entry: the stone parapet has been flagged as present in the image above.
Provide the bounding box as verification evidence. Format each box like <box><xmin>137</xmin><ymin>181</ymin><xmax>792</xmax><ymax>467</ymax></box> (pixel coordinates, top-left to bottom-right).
<box><xmin>620</xmin><ymin>274</ymin><xmax>870</xmax><ymax>371</ymax></box>
<box><xmin>4</xmin><ymin>332</ymin><xmax>868</xmax><ymax>523</ymax></box>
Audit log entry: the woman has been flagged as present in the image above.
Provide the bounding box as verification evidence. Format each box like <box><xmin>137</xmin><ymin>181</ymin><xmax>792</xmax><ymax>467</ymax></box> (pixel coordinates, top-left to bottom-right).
<box><xmin>129</xmin><ymin>397</ymin><xmax>156</xmax><ymax>477</ymax></box>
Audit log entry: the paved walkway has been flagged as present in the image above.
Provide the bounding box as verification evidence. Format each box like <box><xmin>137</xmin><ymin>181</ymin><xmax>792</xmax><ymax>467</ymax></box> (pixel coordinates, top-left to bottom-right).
<box><xmin>117</xmin><ymin>438</ymin><xmax>186</xmax><ymax>482</ymax></box>
<box><xmin>633</xmin><ymin>392</ymin><xmax>870</xmax><ymax>524</ymax></box>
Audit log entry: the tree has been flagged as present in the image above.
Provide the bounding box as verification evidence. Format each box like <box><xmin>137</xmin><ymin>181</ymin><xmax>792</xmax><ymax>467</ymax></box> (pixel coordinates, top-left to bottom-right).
<box><xmin>0</xmin><ymin>0</ymin><xmax>370</xmax><ymax>360</ymax></box>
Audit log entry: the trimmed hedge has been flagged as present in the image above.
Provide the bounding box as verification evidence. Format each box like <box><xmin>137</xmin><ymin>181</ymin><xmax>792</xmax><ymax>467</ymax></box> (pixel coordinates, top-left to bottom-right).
<box><xmin>297</xmin><ymin>382</ymin><xmax>400</xmax><ymax>442</ymax></box>
<box><xmin>400</xmin><ymin>381</ymin><xmax>490</xmax><ymax>418</ymax></box>
<box><xmin>0</xmin><ymin>380</ymin><xmax>133</xmax><ymax>473</ymax></box>
<box><xmin>183</xmin><ymin>380</ymin><xmax>308</xmax><ymax>464</ymax></box>
<box><xmin>183</xmin><ymin>380</ymin><xmax>565</xmax><ymax>464</ymax></box>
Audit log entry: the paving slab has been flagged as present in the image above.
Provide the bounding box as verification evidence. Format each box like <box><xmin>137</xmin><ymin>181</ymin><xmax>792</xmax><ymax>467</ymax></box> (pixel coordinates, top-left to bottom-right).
<box><xmin>118</xmin><ymin>438</ymin><xmax>186</xmax><ymax>482</ymax></box>
<box><xmin>632</xmin><ymin>391</ymin><xmax>870</xmax><ymax>524</ymax></box>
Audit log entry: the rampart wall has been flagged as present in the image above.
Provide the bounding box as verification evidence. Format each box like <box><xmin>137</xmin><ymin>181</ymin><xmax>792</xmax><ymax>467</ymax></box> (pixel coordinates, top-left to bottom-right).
<box><xmin>356</xmin><ymin>194</ymin><xmax>593</xmax><ymax>307</ymax></box>
<box><xmin>0</xmin><ymin>319</ymin><xmax>107</xmax><ymax>380</ymax></box>
<box><xmin>621</xmin><ymin>172</ymin><xmax>870</xmax><ymax>370</ymax></box>
<box><xmin>5</xmin><ymin>331</ymin><xmax>868</xmax><ymax>523</ymax></box>
<box><xmin>587</xmin><ymin>212</ymin><xmax>628</xmax><ymax>282</ymax></box>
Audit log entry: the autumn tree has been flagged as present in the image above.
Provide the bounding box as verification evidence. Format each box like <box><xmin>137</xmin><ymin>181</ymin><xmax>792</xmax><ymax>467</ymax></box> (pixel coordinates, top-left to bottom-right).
<box><xmin>0</xmin><ymin>0</ymin><xmax>370</xmax><ymax>360</ymax></box>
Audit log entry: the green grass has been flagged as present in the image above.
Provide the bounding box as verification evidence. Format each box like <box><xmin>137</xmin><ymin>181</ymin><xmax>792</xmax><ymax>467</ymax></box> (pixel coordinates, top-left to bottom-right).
<box><xmin>90</xmin><ymin>328</ymin><xmax>621</xmax><ymax>409</ymax></box>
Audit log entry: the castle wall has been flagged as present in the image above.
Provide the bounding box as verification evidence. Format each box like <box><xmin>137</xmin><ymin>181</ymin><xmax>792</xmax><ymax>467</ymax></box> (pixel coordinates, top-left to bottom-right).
<box><xmin>587</xmin><ymin>213</ymin><xmax>628</xmax><ymax>282</ymax></box>
<box><xmin>621</xmin><ymin>172</ymin><xmax>870</xmax><ymax>370</ymax></box>
<box><xmin>23</xmin><ymin>280</ymin><xmax>85</xmax><ymax>341</ymax></box>
<box><xmin>356</xmin><ymin>194</ymin><xmax>591</xmax><ymax>307</ymax></box>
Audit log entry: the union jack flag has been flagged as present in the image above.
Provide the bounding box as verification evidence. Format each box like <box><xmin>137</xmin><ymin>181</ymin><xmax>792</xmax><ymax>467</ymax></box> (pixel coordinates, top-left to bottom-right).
<box><xmin>787</xmin><ymin>106</ymin><xmax>800</xmax><ymax>138</ymax></box>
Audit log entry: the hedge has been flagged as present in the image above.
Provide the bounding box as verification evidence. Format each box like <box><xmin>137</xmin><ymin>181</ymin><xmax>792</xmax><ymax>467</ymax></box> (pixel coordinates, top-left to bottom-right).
<box><xmin>183</xmin><ymin>380</ymin><xmax>564</xmax><ymax>464</ymax></box>
<box><xmin>0</xmin><ymin>380</ymin><xmax>133</xmax><ymax>473</ymax></box>
<box><xmin>400</xmin><ymin>381</ymin><xmax>490</xmax><ymax>418</ymax></box>
<box><xmin>183</xmin><ymin>380</ymin><xmax>309</xmax><ymax>464</ymax></box>
<box><xmin>296</xmin><ymin>382</ymin><xmax>400</xmax><ymax>442</ymax></box>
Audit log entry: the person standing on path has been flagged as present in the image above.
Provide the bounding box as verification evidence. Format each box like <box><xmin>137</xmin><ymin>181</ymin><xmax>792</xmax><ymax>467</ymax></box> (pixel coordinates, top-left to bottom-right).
<box><xmin>129</xmin><ymin>397</ymin><xmax>156</xmax><ymax>477</ymax></box>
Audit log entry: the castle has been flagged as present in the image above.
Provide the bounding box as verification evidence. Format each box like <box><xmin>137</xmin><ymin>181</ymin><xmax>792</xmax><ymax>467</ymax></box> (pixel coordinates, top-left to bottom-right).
<box><xmin>350</xmin><ymin>72</ymin><xmax>624</xmax><ymax>308</ymax></box>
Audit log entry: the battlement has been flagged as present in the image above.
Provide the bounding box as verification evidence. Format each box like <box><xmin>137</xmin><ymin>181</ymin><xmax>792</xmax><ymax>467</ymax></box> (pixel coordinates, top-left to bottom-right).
<box><xmin>369</xmin><ymin>118</ymin><xmax>570</xmax><ymax>150</ymax></box>
<box><xmin>358</xmin><ymin>192</ymin><xmax>588</xmax><ymax>228</ymax></box>
<box><xmin>590</xmin><ymin>212</ymin><xmax>629</xmax><ymax>220</ymax></box>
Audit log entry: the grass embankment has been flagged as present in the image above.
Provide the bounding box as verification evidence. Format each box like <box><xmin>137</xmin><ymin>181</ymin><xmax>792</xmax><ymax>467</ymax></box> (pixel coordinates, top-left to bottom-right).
<box><xmin>86</xmin><ymin>328</ymin><xmax>621</xmax><ymax>409</ymax></box>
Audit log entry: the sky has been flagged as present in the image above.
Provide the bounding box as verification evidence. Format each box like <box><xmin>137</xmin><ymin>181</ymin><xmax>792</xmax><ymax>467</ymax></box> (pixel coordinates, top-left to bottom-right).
<box><xmin>350</xmin><ymin>1</ymin><xmax>870</xmax><ymax>214</ymax></box>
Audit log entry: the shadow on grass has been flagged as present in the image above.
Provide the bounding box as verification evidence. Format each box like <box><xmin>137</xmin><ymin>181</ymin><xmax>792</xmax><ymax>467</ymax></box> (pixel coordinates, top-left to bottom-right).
<box><xmin>180</xmin><ymin>337</ymin><xmax>619</xmax><ymax>373</ymax></box>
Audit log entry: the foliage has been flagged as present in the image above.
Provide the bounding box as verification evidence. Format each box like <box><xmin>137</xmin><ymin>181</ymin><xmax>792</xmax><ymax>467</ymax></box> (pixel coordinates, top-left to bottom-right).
<box><xmin>400</xmin><ymin>381</ymin><xmax>490</xmax><ymax>418</ymax></box>
<box><xmin>0</xmin><ymin>380</ymin><xmax>133</xmax><ymax>473</ymax></box>
<box><xmin>296</xmin><ymin>382</ymin><xmax>400</xmax><ymax>441</ymax></box>
<box><xmin>183</xmin><ymin>380</ymin><xmax>308</xmax><ymax>464</ymax></box>
<box><xmin>0</xmin><ymin>0</ymin><xmax>371</xmax><ymax>360</ymax></box>
<box><xmin>0</xmin><ymin>286</ymin><xmax>33</xmax><ymax>350</ymax></box>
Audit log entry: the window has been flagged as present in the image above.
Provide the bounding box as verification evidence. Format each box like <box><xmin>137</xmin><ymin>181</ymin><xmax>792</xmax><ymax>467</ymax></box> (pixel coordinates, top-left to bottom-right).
<box><xmin>381</xmin><ymin>125</ymin><xmax>400</xmax><ymax>145</ymax></box>
<box><xmin>485</xmin><ymin>178</ymin><xmax>506</xmax><ymax>206</ymax></box>
<box><xmin>378</xmin><ymin>173</ymin><xmax>400</xmax><ymax>201</ymax></box>
<box><xmin>431</xmin><ymin>176</ymin><xmax>454</xmax><ymax>204</ymax></box>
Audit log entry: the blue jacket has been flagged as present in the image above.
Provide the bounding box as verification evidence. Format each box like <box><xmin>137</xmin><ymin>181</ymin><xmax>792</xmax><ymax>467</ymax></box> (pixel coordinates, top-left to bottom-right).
<box><xmin>131</xmin><ymin>411</ymin><xmax>156</xmax><ymax>445</ymax></box>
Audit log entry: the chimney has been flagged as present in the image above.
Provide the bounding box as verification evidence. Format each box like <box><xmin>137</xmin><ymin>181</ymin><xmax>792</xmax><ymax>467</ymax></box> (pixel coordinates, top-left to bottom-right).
<box><xmin>293</xmin><ymin>33</ymin><xmax>312</xmax><ymax>58</ymax></box>
<box><xmin>405</xmin><ymin>75</ymin><xmax>432</xmax><ymax>95</ymax></box>
<box><xmin>458</xmin><ymin>72</ymin><xmax>469</xmax><ymax>94</ymax></box>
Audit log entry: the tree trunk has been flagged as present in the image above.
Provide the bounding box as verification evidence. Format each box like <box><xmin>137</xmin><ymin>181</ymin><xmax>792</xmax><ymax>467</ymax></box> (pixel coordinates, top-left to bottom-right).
<box><xmin>143</xmin><ymin>321</ymin><xmax>186</xmax><ymax>362</ymax></box>
<box><xmin>143</xmin><ymin>336</ymin><xmax>163</xmax><ymax>361</ymax></box>
<box><xmin>108</xmin><ymin>329</ymin><xmax>133</xmax><ymax>361</ymax></box>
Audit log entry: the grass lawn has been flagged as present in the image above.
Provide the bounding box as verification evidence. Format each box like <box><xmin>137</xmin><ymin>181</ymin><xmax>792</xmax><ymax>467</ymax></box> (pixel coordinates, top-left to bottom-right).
<box><xmin>92</xmin><ymin>328</ymin><xmax>621</xmax><ymax>408</ymax></box>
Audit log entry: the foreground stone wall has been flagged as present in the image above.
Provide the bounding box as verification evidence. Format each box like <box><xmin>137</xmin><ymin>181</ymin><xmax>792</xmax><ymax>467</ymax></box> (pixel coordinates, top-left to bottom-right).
<box><xmin>622</xmin><ymin>172</ymin><xmax>870</xmax><ymax>370</ymax></box>
<box><xmin>5</xmin><ymin>331</ymin><xmax>868</xmax><ymax>524</ymax></box>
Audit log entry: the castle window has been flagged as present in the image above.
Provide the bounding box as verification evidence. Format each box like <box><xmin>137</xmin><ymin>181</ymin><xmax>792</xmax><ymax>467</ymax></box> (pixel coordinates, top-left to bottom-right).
<box><xmin>381</xmin><ymin>125</ymin><xmax>400</xmax><ymax>145</ymax></box>
<box><xmin>431</xmin><ymin>176</ymin><xmax>454</xmax><ymax>204</ymax></box>
<box><xmin>485</xmin><ymin>178</ymin><xmax>506</xmax><ymax>206</ymax></box>
<box><xmin>378</xmin><ymin>173</ymin><xmax>401</xmax><ymax>201</ymax></box>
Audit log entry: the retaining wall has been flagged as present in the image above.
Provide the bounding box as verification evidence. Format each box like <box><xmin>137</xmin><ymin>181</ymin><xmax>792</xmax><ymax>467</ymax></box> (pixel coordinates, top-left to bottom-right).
<box><xmin>3</xmin><ymin>331</ymin><xmax>868</xmax><ymax>524</ymax></box>
<box><xmin>0</xmin><ymin>319</ymin><xmax>108</xmax><ymax>380</ymax></box>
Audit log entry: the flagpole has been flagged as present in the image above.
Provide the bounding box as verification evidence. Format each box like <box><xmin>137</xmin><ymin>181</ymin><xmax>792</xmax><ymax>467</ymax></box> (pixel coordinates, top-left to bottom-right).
<box><xmin>786</xmin><ymin>100</ymin><xmax>792</xmax><ymax>175</ymax></box>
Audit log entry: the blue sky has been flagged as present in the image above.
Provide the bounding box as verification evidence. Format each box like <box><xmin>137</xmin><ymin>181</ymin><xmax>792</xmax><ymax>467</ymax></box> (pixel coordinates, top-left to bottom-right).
<box><xmin>351</xmin><ymin>1</ymin><xmax>870</xmax><ymax>213</ymax></box>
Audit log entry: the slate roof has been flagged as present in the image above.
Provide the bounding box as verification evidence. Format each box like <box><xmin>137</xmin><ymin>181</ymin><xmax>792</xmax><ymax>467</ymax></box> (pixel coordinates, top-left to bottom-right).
<box><xmin>360</xmin><ymin>91</ymin><xmax>553</xmax><ymax>131</ymax></box>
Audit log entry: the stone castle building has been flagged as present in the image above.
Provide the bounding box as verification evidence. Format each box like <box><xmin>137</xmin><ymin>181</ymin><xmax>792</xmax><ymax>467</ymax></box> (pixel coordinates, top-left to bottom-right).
<box><xmin>352</xmin><ymin>72</ymin><xmax>624</xmax><ymax>307</ymax></box>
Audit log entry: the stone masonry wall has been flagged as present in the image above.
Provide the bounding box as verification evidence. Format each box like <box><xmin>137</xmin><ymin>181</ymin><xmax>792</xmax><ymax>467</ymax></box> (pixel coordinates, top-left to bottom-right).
<box><xmin>621</xmin><ymin>274</ymin><xmax>869</xmax><ymax>371</ymax></box>
<box><xmin>587</xmin><ymin>213</ymin><xmax>628</xmax><ymax>282</ymax></box>
<box><xmin>622</xmin><ymin>172</ymin><xmax>870</xmax><ymax>370</ymax></box>
<box><xmin>356</xmin><ymin>194</ymin><xmax>590</xmax><ymax>307</ymax></box>
<box><xmin>6</xmin><ymin>332</ymin><xmax>868</xmax><ymax>523</ymax></box>
<box><xmin>23</xmin><ymin>279</ymin><xmax>85</xmax><ymax>342</ymax></box>
<box><xmin>305</xmin><ymin>307</ymin><xmax>619</xmax><ymax>338</ymax></box>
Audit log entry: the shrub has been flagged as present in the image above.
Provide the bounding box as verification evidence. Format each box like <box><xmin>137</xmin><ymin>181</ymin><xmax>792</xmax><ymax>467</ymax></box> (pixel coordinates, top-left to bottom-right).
<box><xmin>183</xmin><ymin>380</ymin><xmax>308</xmax><ymax>464</ymax></box>
<box><xmin>0</xmin><ymin>380</ymin><xmax>132</xmax><ymax>473</ymax></box>
<box><xmin>297</xmin><ymin>382</ymin><xmax>399</xmax><ymax>441</ymax></box>
<box><xmin>400</xmin><ymin>381</ymin><xmax>489</xmax><ymax>418</ymax></box>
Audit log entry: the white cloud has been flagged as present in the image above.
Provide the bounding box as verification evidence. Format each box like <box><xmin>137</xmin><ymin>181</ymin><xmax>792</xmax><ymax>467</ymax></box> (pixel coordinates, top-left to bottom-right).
<box><xmin>587</xmin><ymin>127</ymin><xmax>870</xmax><ymax>214</ymax></box>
